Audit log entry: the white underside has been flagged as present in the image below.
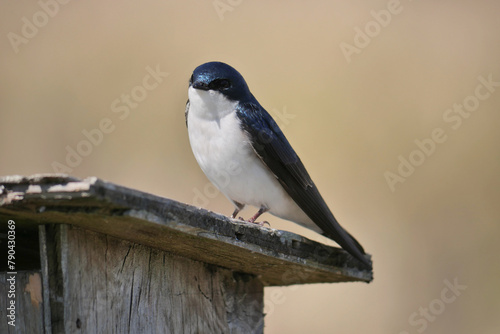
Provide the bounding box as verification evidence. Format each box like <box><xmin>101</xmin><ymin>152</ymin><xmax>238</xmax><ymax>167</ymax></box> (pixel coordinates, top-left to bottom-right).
<box><xmin>187</xmin><ymin>87</ymin><xmax>320</xmax><ymax>232</ymax></box>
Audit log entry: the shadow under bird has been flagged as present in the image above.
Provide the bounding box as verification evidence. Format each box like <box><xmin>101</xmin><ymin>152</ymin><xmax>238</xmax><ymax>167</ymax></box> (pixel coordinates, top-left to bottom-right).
<box><xmin>185</xmin><ymin>61</ymin><xmax>371</xmax><ymax>269</ymax></box>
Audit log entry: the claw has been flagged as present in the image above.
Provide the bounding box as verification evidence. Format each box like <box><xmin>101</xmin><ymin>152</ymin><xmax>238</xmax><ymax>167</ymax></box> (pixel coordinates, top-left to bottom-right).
<box><xmin>256</xmin><ymin>220</ymin><xmax>270</xmax><ymax>227</ymax></box>
<box><xmin>245</xmin><ymin>218</ymin><xmax>271</xmax><ymax>228</ymax></box>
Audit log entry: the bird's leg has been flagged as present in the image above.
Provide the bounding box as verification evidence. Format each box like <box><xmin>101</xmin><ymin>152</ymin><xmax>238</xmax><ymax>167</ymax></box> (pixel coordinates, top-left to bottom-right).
<box><xmin>247</xmin><ymin>206</ymin><xmax>269</xmax><ymax>226</ymax></box>
<box><xmin>230</xmin><ymin>201</ymin><xmax>245</xmax><ymax>219</ymax></box>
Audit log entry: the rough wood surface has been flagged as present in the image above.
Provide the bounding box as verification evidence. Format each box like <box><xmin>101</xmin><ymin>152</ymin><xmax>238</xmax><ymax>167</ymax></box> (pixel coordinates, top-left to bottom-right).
<box><xmin>0</xmin><ymin>174</ymin><xmax>373</xmax><ymax>285</ymax></box>
<box><xmin>0</xmin><ymin>271</ymin><xmax>44</xmax><ymax>334</ymax></box>
<box><xmin>38</xmin><ymin>225</ymin><xmax>52</xmax><ymax>334</ymax></box>
<box><xmin>40</xmin><ymin>224</ymin><xmax>263</xmax><ymax>334</ymax></box>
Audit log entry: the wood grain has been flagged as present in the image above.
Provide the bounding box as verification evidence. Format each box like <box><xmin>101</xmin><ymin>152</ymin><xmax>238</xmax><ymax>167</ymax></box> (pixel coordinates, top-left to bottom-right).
<box><xmin>0</xmin><ymin>271</ymin><xmax>44</xmax><ymax>334</ymax></box>
<box><xmin>0</xmin><ymin>174</ymin><xmax>373</xmax><ymax>285</ymax></box>
<box><xmin>40</xmin><ymin>224</ymin><xmax>263</xmax><ymax>333</ymax></box>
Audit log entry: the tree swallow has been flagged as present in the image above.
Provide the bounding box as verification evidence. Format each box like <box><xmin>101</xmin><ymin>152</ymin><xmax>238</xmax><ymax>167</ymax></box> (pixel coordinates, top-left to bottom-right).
<box><xmin>185</xmin><ymin>61</ymin><xmax>371</xmax><ymax>268</ymax></box>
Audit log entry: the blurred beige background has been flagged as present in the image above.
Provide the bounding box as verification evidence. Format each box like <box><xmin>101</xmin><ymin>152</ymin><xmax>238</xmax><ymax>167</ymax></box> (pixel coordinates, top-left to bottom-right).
<box><xmin>1</xmin><ymin>1</ymin><xmax>500</xmax><ymax>333</ymax></box>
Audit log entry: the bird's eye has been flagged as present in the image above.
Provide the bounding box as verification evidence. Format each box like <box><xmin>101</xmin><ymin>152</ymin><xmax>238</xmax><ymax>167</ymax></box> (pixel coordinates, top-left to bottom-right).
<box><xmin>209</xmin><ymin>79</ymin><xmax>231</xmax><ymax>90</ymax></box>
<box><xmin>219</xmin><ymin>79</ymin><xmax>230</xmax><ymax>89</ymax></box>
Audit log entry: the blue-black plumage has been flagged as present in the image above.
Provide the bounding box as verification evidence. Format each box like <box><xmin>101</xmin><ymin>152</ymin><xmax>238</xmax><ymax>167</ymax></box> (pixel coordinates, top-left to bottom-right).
<box><xmin>186</xmin><ymin>61</ymin><xmax>371</xmax><ymax>269</ymax></box>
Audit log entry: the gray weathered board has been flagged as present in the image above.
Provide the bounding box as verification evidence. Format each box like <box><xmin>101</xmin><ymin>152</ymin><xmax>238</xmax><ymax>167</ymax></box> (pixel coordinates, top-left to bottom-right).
<box><xmin>0</xmin><ymin>174</ymin><xmax>372</xmax><ymax>333</ymax></box>
<box><xmin>0</xmin><ymin>174</ymin><xmax>372</xmax><ymax>285</ymax></box>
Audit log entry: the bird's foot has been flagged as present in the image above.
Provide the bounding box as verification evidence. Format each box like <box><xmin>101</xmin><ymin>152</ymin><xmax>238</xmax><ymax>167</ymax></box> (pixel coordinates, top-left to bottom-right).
<box><xmin>233</xmin><ymin>207</ymin><xmax>270</xmax><ymax>226</ymax></box>
<box><xmin>236</xmin><ymin>216</ymin><xmax>270</xmax><ymax>227</ymax></box>
<box><xmin>230</xmin><ymin>202</ymin><xmax>245</xmax><ymax>219</ymax></box>
<box><xmin>243</xmin><ymin>218</ymin><xmax>270</xmax><ymax>227</ymax></box>
<box><xmin>255</xmin><ymin>220</ymin><xmax>270</xmax><ymax>227</ymax></box>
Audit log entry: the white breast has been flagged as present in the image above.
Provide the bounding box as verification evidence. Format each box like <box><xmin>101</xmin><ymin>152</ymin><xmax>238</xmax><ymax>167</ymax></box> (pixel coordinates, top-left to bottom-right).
<box><xmin>187</xmin><ymin>87</ymin><xmax>319</xmax><ymax>232</ymax></box>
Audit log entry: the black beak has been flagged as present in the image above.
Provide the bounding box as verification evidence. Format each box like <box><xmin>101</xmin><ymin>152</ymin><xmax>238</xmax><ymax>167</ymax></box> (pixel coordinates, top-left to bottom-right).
<box><xmin>191</xmin><ymin>81</ymin><xmax>209</xmax><ymax>91</ymax></box>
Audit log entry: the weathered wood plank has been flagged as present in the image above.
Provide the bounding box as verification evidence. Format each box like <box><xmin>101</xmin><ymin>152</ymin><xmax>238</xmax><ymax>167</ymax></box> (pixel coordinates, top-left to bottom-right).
<box><xmin>38</xmin><ymin>225</ymin><xmax>52</xmax><ymax>334</ymax></box>
<box><xmin>0</xmin><ymin>271</ymin><xmax>44</xmax><ymax>333</ymax></box>
<box><xmin>40</xmin><ymin>224</ymin><xmax>263</xmax><ymax>333</ymax></box>
<box><xmin>0</xmin><ymin>174</ymin><xmax>373</xmax><ymax>285</ymax></box>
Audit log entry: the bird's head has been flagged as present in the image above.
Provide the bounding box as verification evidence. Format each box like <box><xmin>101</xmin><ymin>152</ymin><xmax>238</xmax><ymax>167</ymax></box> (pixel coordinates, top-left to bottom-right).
<box><xmin>189</xmin><ymin>62</ymin><xmax>253</xmax><ymax>102</ymax></box>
